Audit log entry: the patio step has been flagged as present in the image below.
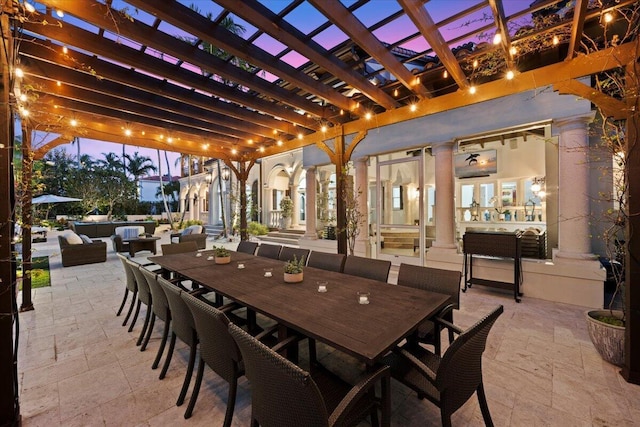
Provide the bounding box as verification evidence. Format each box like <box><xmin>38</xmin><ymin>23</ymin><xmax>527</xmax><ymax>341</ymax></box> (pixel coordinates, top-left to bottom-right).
<box><xmin>257</xmin><ymin>229</ymin><xmax>303</xmax><ymax>246</ymax></box>
<box><xmin>204</xmin><ymin>224</ymin><xmax>225</xmax><ymax>238</ymax></box>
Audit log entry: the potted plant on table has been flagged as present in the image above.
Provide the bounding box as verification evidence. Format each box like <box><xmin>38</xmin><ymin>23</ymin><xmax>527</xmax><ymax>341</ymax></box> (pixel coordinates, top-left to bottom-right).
<box><xmin>213</xmin><ymin>245</ymin><xmax>231</xmax><ymax>265</ymax></box>
<box><xmin>283</xmin><ymin>254</ymin><xmax>305</xmax><ymax>283</ymax></box>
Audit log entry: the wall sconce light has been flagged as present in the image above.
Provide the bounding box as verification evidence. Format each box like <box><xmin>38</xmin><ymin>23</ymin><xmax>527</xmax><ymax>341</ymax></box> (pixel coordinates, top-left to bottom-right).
<box><xmin>221</xmin><ymin>166</ymin><xmax>231</xmax><ymax>182</ymax></box>
<box><xmin>531</xmin><ymin>177</ymin><xmax>546</xmax><ymax>198</ymax></box>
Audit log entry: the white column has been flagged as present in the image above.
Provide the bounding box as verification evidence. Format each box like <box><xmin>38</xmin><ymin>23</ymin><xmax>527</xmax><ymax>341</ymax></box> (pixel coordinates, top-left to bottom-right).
<box><xmin>189</xmin><ymin>195</ymin><xmax>195</xmax><ymax>221</ymax></box>
<box><xmin>554</xmin><ymin>114</ymin><xmax>598</xmax><ymax>262</ymax></box>
<box><xmin>354</xmin><ymin>157</ymin><xmax>369</xmax><ymax>255</ymax></box>
<box><xmin>430</xmin><ymin>141</ymin><xmax>457</xmax><ymax>253</ymax></box>
<box><xmin>304</xmin><ymin>166</ymin><xmax>317</xmax><ymax>239</ymax></box>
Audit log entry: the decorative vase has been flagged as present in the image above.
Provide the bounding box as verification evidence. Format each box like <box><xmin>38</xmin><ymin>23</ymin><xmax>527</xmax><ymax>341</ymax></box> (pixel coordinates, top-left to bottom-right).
<box><xmin>586</xmin><ymin>309</ymin><xmax>625</xmax><ymax>366</ymax></box>
<box><xmin>215</xmin><ymin>256</ymin><xmax>231</xmax><ymax>265</ymax></box>
<box><xmin>284</xmin><ymin>272</ymin><xmax>303</xmax><ymax>283</ymax></box>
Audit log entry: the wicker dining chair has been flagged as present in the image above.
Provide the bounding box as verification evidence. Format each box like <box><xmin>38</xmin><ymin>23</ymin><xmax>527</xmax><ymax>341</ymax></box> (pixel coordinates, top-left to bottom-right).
<box><xmin>156</xmin><ymin>277</ymin><xmax>199</xmax><ymax>406</ymax></box>
<box><xmin>256</xmin><ymin>244</ymin><xmax>282</xmax><ymax>260</ymax></box>
<box><xmin>180</xmin><ymin>291</ymin><xmax>244</xmax><ymax>423</ymax></box>
<box><xmin>116</xmin><ymin>253</ymin><xmax>137</xmax><ymax>325</ymax></box>
<box><xmin>229</xmin><ymin>323</ymin><xmax>392</xmax><ymax>427</ymax></box>
<box><xmin>343</xmin><ymin>255</ymin><xmax>391</xmax><ymax>282</ymax></box>
<box><xmin>161</xmin><ymin>241</ymin><xmax>198</xmax><ymax>255</ymax></box>
<box><xmin>307</xmin><ymin>252</ymin><xmax>346</xmax><ymax>273</ymax></box>
<box><xmin>127</xmin><ymin>259</ymin><xmax>154</xmax><ymax>343</ymax></box>
<box><xmin>140</xmin><ymin>267</ymin><xmax>171</xmax><ymax>366</ymax></box>
<box><xmin>236</xmin><ymin>240</ymin><xmax>259</xmax><ymax>255</ymax></box>
<box><xmin>278</xmin><ymin>247</ymin><xmax>310</xmax><ymax>264</ymax></box>
<box><xmin>382</xmin><ymin>305</ymin><xmax>504</xmax><ymax>427</ymax></box>
<box><xmin>397</xmin><ymin>263</ymin><xmax>462</xmax><ymax>356</ymax></box>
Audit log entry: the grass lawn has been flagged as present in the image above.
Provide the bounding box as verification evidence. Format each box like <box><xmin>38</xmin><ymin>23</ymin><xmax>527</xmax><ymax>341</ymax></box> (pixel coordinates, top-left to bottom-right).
<box><xmin>18</xmin><ymin>256</ymin><xmax>51</xmax><ymax>290</ymax></box>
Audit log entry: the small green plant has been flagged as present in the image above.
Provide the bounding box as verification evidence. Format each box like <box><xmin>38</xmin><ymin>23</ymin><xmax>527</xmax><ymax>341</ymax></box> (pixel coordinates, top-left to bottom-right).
<box><xmin>213</xmin><ymin>245</ymin><xmax>230</xmax><ymax>257</ymax></box>
<box><xmin>284</xmin><ymin>254</ymin><xmax>305</xmax><ymax>274</ymax></box>
<box><xmin>247</xmin><ymin>221</ymin><xmax>268</xmax><ymax>236</ymax></box>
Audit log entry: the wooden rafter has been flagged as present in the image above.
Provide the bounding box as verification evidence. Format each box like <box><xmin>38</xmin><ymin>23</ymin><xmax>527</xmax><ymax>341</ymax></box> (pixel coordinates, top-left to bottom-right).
<box><xmin>398</xmin><ymin>0</ymin><xmax>469</xmax><ymax>90</ymax></box>
<box><xmin>309</xmin><ymin>0</ymin><xmax>432</xmax><ymax>99</ymax></box>
<box><xmin>553</xmin><ymin>79</ymin><xmax>627</xmax><ymax>120</ymax></box>
<box><xmin>487</xmin><ymin>0</ymin><xmax>515</xmax><ymax>70</ymax></box>
<box><xmin>566</xmin><ymin>0</ymin><xmax>589</xmax><ymax>60</ymax></box>
<box><xmin>125</xmin><ymin>0</ymin><xmax>356</xmax><ymax>113</ymax></box>
<box><xmin>214</xmin><ymin>0</ymin><xmax>399</xmax><ymax>111</ymax></box>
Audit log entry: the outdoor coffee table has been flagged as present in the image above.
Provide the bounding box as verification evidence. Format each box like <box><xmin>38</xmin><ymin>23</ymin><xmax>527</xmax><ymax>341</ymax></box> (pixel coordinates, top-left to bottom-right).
<box><xmin>124</xmin><ymin>236</ymin><xmax>160</xmax><ymax>257</ymax></box>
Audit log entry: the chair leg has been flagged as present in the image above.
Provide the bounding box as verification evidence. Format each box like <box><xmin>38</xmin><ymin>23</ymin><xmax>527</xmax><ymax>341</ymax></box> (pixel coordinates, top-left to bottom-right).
<box><xmin>177</xmin><ymin>341</ymin><xmax>197</xmax><ymax>406</ymax></box>
<box><xmin>137</xmin><ymin>306</ymin><xmax>152</xmax><ymax>346</ymax></box>
<box><xmin>184</xmin><ymin>357</ymin><xmax>205</xmax><ymax>419</ymax></box>
<box><xmin>116</xmin><ymin>288</ymin><xmax>129</xmax><ymax>316</ymax></box>
<box><xmin>368</xmin><ymin>388</ymin><xmax>379</xmax><ymax>427</ymax></box>
<box><xmin>160</xmin><ymin>332</ymin><xmax>176</xmax><ymax>380</ymax></box>
<box><xmin>440</xmin><ymin>412</ymin><xmax>452</xmax><ymax>427</ymax></box>
<box><xmin>152</xmin><ymin>318</ymin><xmax>170</xmax><ymax>370</ymax></box>
<box><xmin>128</xmin><ymin>299</ymin><xmax>142</xmax><ymax>333</ymax></box>
<box><xmin>477</xmin><ymin>383</ymin><xmax>494</xmax><ymax>427</ymax></box>
<box><xmin>223</xmin><ymin>379</ymin><xmax>238</xmax><ymax>427</ymax></box>
<box><xmin>122</xmin><ymin>290</ymin><xmax>138</xmax><ymax>326</ymax></box>
<box><xmin>141</xmin><ymin>313</ymin><xmax>156</xmax><ymax>351</ymax></box>
<box><xmin>308</xmin><ymin>338</ymin><xmax>318</xmax><ymax>366</ymax></box>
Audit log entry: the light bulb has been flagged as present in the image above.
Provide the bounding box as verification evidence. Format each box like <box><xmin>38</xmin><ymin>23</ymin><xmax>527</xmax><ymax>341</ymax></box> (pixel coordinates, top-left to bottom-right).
<box><xmin>492</xmin><ymin>33</ymin><xmax>502</xmax><ymax>45</ymax></box>
<box><xmin>469</xmin><ymin>86</ymin><xmax>477</xmax><ymax>95</ymax></box>
<box><xmin>506</xmin><ymin>70</ymin><xmax>514</xmax><ymax>80</ymax></box>
<box><xmin>56</xmin><ymin>9</ymin><xmax>64</xmax><ymax>18</ymax></box>
<box><xmin>15</xmin><ymin>68</ymin><xmax>24</xmax><ymax>78</ymax></box>
<box><xmin>410</xmin><ymin>103</ymin><xmax>417</xmax><ymax>112</ymax></box>
<box><xmin>70</xmin><ymin>119</ymin><xmax>77</xmax><ymax>126</ymax></box>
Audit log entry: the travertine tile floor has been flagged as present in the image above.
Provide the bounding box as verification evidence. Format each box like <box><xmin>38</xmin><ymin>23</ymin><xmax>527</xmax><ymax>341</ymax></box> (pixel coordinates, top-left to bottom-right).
<box><xmin>17</xmin><ymin>230</ymin><xmax>640</xmax><ymax>426</ymax></box>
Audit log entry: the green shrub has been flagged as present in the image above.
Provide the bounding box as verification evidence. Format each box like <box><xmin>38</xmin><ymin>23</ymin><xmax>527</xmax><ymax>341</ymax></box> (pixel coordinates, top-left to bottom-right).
<box><xmin>247</xmin><ymin>221</ymin><xmax>269</xmax><ymax>236</ymax></box>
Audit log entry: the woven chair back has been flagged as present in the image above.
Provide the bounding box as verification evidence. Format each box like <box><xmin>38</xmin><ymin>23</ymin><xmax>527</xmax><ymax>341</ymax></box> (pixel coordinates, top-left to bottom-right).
<box><xmin>343</xmin><ymin>255</ymin><xmax>391</xmax><ymax>282</ymax></box>
<box><xmin>141</xmin><ymin>267</ymin><xmax>169</xmax><ymax>322</ymax></box>
<box><xmin>256</xmin><ymin>244</ymin><xmax>282</xmax><ymax>260</ymax></box>
<box><xmin>236</xmin><ymin>241</ymin><xmax>258</xmax><ymax>255</ymax></box>
<box><xmin>127</xmin><ymin>259</ymin><xmax>151</xmax><ymax>305</ymax></box>
<box><xmin>161</xmin><ymin>241</ymin><xmax>198</xmax><ymax>255</ymax></box>
<box><xmin>278</xmin><ymin>247</ymin><xmax>310</xmax><ymax>264</ymax></box>
<box><xmin>397</xmin><ymin>264</ymin><xmax>461</xmax><ymax>307</ymax></box>
<box><xmin>117</xmin><ymin>253</ymin><xmax>137</xmax><ymax>293</ymax></box>
<box><xmin>157</xmin><ymin>277</ymin><xmax>196</xmax><ymax>346</ymax></box>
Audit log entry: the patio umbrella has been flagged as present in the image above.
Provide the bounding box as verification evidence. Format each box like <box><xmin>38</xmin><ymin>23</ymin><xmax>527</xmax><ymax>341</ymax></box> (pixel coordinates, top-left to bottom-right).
<box><xmin>31</xmin><ymin>194</ymin><xmax>82</xmax><ymax>219</ymax></box>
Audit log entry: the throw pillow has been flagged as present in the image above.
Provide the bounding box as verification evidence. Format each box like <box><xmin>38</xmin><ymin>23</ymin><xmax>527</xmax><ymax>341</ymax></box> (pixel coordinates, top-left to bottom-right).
<box><xmin>123</xmin><ymin>227</ymin><xmax>140</xmax><ymax>239</ymax></box>
<box><xmin>64</xmin><ymin>231</ymin><xmax>83</xmax><ymax>245</ymax></box>
<box><xmin>188</xmin><ymin>225</ymin><xmax>203</xmax><ymax>234</ymax></box>
<box><xmin>79</xmin><ymin>234</ymin><xmax>93</xmax><ymax>244</ymax></box>
<box><xmin>181</xmin><ymin>227</ymin><xmax>192</xmax><ymax>236</ymax></box>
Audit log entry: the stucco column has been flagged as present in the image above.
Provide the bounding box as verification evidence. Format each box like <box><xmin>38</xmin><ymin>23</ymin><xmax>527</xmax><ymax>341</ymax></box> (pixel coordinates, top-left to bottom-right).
<box><xmin>354</xmin><ymin>157</ymin><xmax>369</xmax><ymax>255</ymax></box>
<box><xmin>189</xmin><ymin>195</ymin><xmax>195</xmax><ymax>220</ymax></box>
<box><xmin>304</xmin><ymin>166</ymin><xmax>317</xmax><ymax>239</ymax></box>
<box><xmin>554</xmin><ymin>113</ymin><xmax>598</xmax><ymax>262</ymax></box>
<box><xmin>430</xmin><ymin>141</ymin><xmax>457</xmax><ymax>252</ymax></box>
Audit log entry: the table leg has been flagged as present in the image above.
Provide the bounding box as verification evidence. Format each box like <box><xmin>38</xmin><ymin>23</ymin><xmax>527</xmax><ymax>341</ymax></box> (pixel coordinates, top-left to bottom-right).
<box><xmin>277</xmin><ymin>325</ymin><xmax>298</xmax><ymax>363</ymax></box>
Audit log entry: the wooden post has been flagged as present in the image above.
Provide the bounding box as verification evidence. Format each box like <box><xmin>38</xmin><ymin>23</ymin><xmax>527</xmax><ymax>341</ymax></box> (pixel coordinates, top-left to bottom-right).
<box><xmin>20</xmin><ymin>123</ymin><xmax>34</xmax><ymax>312</ymax></box>
<box><xmin>0</xmin><ymin>8</ymin><xmax>20</xmax><ymax>424</ymax></box>
<box><xmin>334</xmin><ymin>132</ymin><xmax>347</xmax><ymax>254</ymax></box>
<box><xmin>226</xmin><ymin>158</ymin><xmax>256</xmax><ymax>241</ymax></box>
<box><xmin>622</xmin><ymin>59</ymin><xmax>640</xmax><ymax>385</ymax></box>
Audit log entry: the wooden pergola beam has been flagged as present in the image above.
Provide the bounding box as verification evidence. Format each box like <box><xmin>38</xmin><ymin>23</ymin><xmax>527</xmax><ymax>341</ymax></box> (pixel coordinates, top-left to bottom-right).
<box><xmin>399</xmin><ymin>0</ymin><xmax>469</xmax><ymax>90</ymax></box>
<box><xmin>553</xmin><ymin>79</ymin><xmax>627</xmax><ymax>120</ymax></box>
<box><xmin>487</xmin><ymin>0</ymin><xmax>515</xmax><ymax>70</ymax></box>
<box><xmin>34</xmin><ymin>0</ymin><xmax>327</xmax><ymax>119</ymax></box>
<box><xmin>566</xmin><ymin>0</ymin><xmax>589</xmax><ymax>60</ymax></box>
<box><xmin>214</xmin><ymin>0</ymin><xmax>399</xmax><ymax>111</ymax></box>
<box><xmin>309</xmin><ymin>0</ymin><xmax>432</xmax><ymax>99</ymax></box>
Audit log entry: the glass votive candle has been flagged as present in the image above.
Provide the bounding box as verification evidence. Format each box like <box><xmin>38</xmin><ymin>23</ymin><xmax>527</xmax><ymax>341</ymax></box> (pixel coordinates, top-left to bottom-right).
<box><xmin>196</xmin><ymin>252</ymin><xmax>202</xmax><ymax>257</ymax></box>
<box><xmin>237</xmin><ymin>262</ymin><xmax>245</xmax><ymax>269</ymax></box>
<box><xmin>263</xmin><ymin>268</ymin><xmax>273</xmax><ymax>277</ymax></box>
<box><xmin>207</xmin><ymin>255</ymin><xmax>214</xmax><ymax>261</ymax></box>
<box><xmin>357</xmin><ymin>292</ymin><xmax>370</xmax><ymax>305</ymax></box>
<box><xmin>317</xmin><ymin>281</ymin><xmax>328</xmax><ymax>293</ymax></box>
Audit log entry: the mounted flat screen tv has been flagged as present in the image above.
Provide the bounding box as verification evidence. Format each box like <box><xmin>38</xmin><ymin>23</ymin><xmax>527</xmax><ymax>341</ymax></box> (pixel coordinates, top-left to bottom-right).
<box><xmin>454</xmin><ymin>149</ymin><xmax>497</xmax><ymax>178</ymax></box>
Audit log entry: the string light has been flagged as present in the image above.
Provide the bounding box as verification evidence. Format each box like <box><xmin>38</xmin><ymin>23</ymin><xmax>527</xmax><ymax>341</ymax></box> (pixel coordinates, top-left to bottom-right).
<box><xmin>603</xmin><ymin>12</ymin><xmax>613</xmax><ymax>23</ymax></box>
<box><xmin>506</xmin><ymin>70</ymin><xmax>515</xmax><ymax>80</ymax></box>
<box><xmin>443</xmin><ymin>70</ymin><xmax>448</xmax><ymax>79</ymax></box>
<box><xmin>56</xmin><ymin>81</ymin><xmax>61</xmax><ymax>86</ymax></box>
<box><xmin>70</xmin><ymin>119</ymin><xmax>77</xmax><ymax>126</ymax></box>
<box><xmin>365</xmin><ymin>111</ymin><xmax>372</xmax><ymax>120</ymax></box>
<box><xmin>552</xmin><ymin>35</ymin><xmax>559</xmax><ymax>45</ymax></box>
<box><xmin>297</xmin><ymin>133</ymin><xmax>303</xmax><ymax>140</ymax></box>
<box><xmin>469</xmin><ymin>86</ymin><xmax>477</xmax><ymax>94</ymax></box>
<box><xmin>473</xmin><ymin>60</ymin><xmax>478</xmax><ymax>68</ymax></box>
<box><xmin>273</xmin><ymin>129</ymin><xmax>278</xmax><ymax>135</ymax></box>
<box><xmin>259</xmin><ymin>146</ymin><xmax>265</xmax><ymax>153</ymax></box>
<box><xmin>124</xmin><ymin>129</ymin><xmax>132</xmax><ymax>136</ymax></box>
<box><xmin>167</xmin><ymin>137</ymin><xmax>173</xmax><ymax>143</ymax></box>
<box><xmin>321</xmin><ymin>124</ymin><xmax>327</xmax><ymax>132</ymax></box>
<box><xmin>509</xmin><ymin>46</ymin><xmax>517</xmax><ymax>56</ymax></box>
<box><xmin>339</xmin><ymin>109</ymin><xmax>344</xmax><ymax>116</ymax></box>
<box><xmin>492</xmin><ymin>33</ymin><xmax>502</xmax><ymax>45</ymax></box>
<box><xmin>56</xmin><ymin>9</ymin><xmax>64</xmax><ymax>18</ymax></box>
<box><xmin>414</xmin><ymin>76</ymin><xmax>421</xmax><ymax>85</ymax></box>
<box><xmin>231</xmin><ymin>148</ymin><xmax>237</xmax><ymax>155</ymax></box>
<box><xmin>393</xmin><ymin>88</ymin><xmax>398</xmax><ymax>97</ymax></box>
<box><xmin>15</xmin><ymin>68</ymin><xmax>24</xmax><ymax>78</ymax></box>
<box><xmin>277</xmin><ymin>140</ymin><xmax>283</xmax><ymax>146</ymax></box>
<box><xmin>19</xmin><ymin>93</ymin><xmax>27</xmax><ymax>102</ymax></box>
<box><xmin>159</xmin><ymin>134</ymin><xmax>164</xmax><ymax>140</ymax></box>
<box><xmin>24</xmin><ymin>2</ymin><xmax>35</xmax><ymax>13</ymax></box>
<box><xmin>62</xmin><ymin>46</ymin><xmax>68</xmax><ymax>54</ymax></box>
<box><xmin>410</xmin><ymin>103</ymin><xmax>417</xmax><ymax>112</ymax></box>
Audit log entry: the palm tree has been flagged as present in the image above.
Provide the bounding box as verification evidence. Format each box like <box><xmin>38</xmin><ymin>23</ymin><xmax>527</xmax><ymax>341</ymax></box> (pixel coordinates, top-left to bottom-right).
<box><xmin>124</xmin><ymin>152</ymin><xmax>157</xmax><ymax>200</ymax></box>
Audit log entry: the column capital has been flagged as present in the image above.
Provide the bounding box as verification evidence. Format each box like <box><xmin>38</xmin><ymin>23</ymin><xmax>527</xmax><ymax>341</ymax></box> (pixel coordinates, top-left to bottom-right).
<box><xmin>553</xmin><ymin>112</ymin><xmax>596</xmax><ymax>133</ymax></box>
<box><xmin>431</xmin><ymin>140</ymin><xmax>455</xmax><ymax>155</ymax></box>
<box><xmin>354</xmin><ymin>156</ymin><xmax>369</xmax><ymax>164</ymax></box>
<box><xmin>304</xmin><ymin>165</ymin><xmax>316</xmax><ymax>173</ymax></box>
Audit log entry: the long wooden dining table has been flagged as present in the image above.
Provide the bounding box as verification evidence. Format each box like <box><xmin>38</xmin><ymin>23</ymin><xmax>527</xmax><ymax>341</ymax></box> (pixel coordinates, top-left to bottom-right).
<box><xmin>149</xmin><ymin>249</ymin><xmax>449</xmax><ymax>366</ymax></box>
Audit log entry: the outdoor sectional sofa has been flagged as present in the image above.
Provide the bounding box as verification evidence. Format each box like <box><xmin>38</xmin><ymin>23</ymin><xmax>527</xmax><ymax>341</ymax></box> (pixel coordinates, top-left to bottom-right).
<box><xmin>70</xmin><ymin>221</ymin><xmax>156</xmax><ymax>238</ymax></box>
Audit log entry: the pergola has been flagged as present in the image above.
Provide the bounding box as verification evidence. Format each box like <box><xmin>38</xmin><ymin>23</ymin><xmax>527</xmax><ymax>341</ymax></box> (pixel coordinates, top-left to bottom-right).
<box><xmin>1</xmin><ymin>0</ymin><xmax>639</xmax><ymax>422</ymax></box>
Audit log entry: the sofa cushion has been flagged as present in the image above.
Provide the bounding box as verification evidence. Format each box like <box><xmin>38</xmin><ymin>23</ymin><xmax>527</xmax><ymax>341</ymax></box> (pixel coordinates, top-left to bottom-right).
<box><xmin>64</xmin><ymin>231</ymin><xmax>83</xmax><ymax>245</ymax></box>
<box><xmin>115</xmin><ymin>226</ymin><xmax>145</xmax><ymax>239</ymax></box>
<box><xmin>79</xmin><ymin>234</ymin><xmax>94</xmax><ymax>244</ymax></box>
<box><xmin>182</xmin><ymin>225</ymin><xmax>202</xmax><ymax>236</ymax></box>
